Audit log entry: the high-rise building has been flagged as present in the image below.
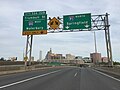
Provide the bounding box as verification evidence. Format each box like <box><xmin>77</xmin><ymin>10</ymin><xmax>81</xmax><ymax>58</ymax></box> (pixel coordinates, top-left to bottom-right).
<box><xmin>45</xmin><ymin>48</ymin><xmax>63</xmax><ymax>60</ymax></box>
<box><xmin>66</xmin><ymin>54</ymin><xmax>75</xmax><ymax>60</ymax></box>
<box><xmin>45</xmin><ymin>48</ymin><xmax>52</xmax><ymax>60</ymax></box>
<box><xmin>90</xmin><ymin>53</ymin><xmax>101</xmax><ymax>64</ymax></box>
<box><xmin>39</xmin><ymin>50</ymin><xmax>42</xmax><ymax>61</ymax></box>
<box><xmin>83</xmin><ymin>57</ymin><xmax>92</xmax><ymax>63</ymax></box>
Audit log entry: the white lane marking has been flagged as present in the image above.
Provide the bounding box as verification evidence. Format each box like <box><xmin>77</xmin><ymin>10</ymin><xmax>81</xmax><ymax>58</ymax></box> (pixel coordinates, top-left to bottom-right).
<box><xmin>74</xmin><ymin>72</ymin><xmax>77</xmax><ymax>77</ymax></box>
<box><xmin>0</xmin><ymin>70</ymin><xmax>61</xmax><ymax>89</ymax></box>
<box><xmin>93</xmin><ymin>69</ymin><xmax>120</xmax><ymax>82</ymax></box>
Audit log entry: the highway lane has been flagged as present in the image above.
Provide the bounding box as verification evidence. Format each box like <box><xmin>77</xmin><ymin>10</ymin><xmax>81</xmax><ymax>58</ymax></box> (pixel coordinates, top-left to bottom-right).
<box><xmin>80</xmin><ymin>68</ymin><xmax>120</xmax><ymax>90</ymax></box>
<box><xmin>0</xmin><ymin>67</ymin><xmax>120</xmax><ymax>90</ymax></box>
<box><xmin>0</xmin><ymin>67</ymin><xmax>65</xmax><ymax>87</ymax></box>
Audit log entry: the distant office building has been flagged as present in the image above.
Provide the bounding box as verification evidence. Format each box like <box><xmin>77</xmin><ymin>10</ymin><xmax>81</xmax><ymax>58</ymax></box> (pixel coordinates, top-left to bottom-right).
<box><xmin>45</xmin><ymin>48</ymin><xmax>52</xmax><ymax>60</ymax></box>
<box><xmin>66</xmin><ymin>54</ymin><xmax>75</xmax><ymax>60</ymax></box>
<box><xmin>56</xmin><ymin>54</ymin><xmax>63</xmax><ymax>59</ymax></box>
<box><xmin>45</xmin><ymin>48</ymin><xmax>63</xmax><ymax>60</ymax></box>
<box><xmin>50</xmin><ymin>54</ymin><xmax>63</xmax><ymax>60</ymax></box>
<box><xmin>83</xmin><ymin>57</ymin><xmax>92</xmax><ymax>63</ymax></box>
<box><xmin>90</xmin><ymin>53</ymin><xmax>102</xmax><ymax>64</ymax></box>
<box><xmin>39</xmin><ymin>50</ymin><xmax>42</xmax><ymax>61</ymax></box>
<box><xmin>8</xmin><ymin>57</ymin><xmax>17</xmax><ymax>61</ymax></box>
<box><xmin>75</xmin><ymin>56</ymin><xmax>82</xmax><ymax>60</ymax></box>
<box><xmin>101</xmin><ymin>57</ymin><xmax>108</xmax><ymax>63</ymax></box>
<box><xmin>45</xmin><ymin>49</ymin><xmax>84</xmax><ymax>64</ymax></box>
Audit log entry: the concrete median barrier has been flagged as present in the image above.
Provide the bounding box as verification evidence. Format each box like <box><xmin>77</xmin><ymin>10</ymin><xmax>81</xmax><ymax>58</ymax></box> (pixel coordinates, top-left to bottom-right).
<box><xmin>0</xmin><ymin>65</ymin><xmax>66</xmax><ymax>76</ymax></box>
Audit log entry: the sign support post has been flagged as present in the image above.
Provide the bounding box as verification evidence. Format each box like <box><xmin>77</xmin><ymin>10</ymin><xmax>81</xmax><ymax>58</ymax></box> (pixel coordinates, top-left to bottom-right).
<box><xmin>25</xmin><ymin>35</ymin><xmax>33</xmax><ymax>66</ymax></box>
<box><xmin>23</xmin><ymin>11</ymin><xmax>47</xmax><ymax>66</ymax></box>
<box><xmin>104</xmin><ymin>13</ymin><xmax>113</xmax><ymax>67</ymax></box>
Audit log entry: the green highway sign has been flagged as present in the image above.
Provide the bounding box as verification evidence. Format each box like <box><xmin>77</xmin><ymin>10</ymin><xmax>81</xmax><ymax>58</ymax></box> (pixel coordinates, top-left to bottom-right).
<box><xmin>63</xmin><ymin>13</ymin><xmax>91</xmax><ymax>30</ymax></box>
<box><xmin>23</xmin><ymin>11</ymin><xmax>47</xmax><ymax>35</ymax></box>
<box><xmin>23</xmin><ymin>15</ymin><xmax>47</xmax><ymax>30</ymax></box>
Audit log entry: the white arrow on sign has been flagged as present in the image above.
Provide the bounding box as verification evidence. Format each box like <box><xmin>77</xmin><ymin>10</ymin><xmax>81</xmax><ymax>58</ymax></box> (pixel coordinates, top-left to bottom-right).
<box><xmin>85</xmin><ymin>25</ymin><xmax>89</xmax><ymax>28</ymax></box>
<box><xmin>65</xmin><ymin>26</ymin><xmax>69</xmax><ymax>29</ymax></box>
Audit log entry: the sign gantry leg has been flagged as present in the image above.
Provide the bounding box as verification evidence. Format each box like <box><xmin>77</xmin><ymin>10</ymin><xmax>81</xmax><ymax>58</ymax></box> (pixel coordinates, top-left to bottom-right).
<box><xmin>25</xmin><ymin>35</ymin><xmax>33</xmax><ymax>66</ymax></box>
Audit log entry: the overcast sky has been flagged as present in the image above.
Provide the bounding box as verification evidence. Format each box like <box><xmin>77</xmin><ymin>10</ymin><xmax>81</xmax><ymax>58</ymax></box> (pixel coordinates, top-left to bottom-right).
<box><xmin>0</xmin><ymin>0</ymin><xmax>120</xmax><ymax>61</ymax></box>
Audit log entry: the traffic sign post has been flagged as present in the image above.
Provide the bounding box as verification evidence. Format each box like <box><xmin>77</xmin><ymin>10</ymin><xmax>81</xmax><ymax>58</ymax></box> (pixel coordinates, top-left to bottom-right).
<box><xmin>23</xmin><ymin>11</ymin><xmax>47</xmax><ymax>35</ymax></box>
<box><xmin>63</xmin><ymin>13</ymin><xmax>91</xmax><ymax>30</ymax></box>
<box><xmin>23</xmin><ymin>11</ymin><xmax>47</xmax><ymax>66</ymax></box>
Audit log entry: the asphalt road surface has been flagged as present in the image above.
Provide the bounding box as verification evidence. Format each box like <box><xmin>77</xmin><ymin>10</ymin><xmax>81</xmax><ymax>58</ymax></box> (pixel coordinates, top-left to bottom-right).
<box><xmin>0</xmin><ymin>67</ymin><xmax>120</xmax><ymax>90</ymax></box>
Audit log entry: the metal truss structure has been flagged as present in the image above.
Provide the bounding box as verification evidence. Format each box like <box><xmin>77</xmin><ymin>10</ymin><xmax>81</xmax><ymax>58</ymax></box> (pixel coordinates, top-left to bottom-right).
<box><xmin>25</xmin><ymin>35</ymin><xmax>33</xmax><ymax>66</ymax></box>
<box><xmin>25</xmin><ymin>13</ymin><xmax>113</xmax><ymax>66</ymax></box>
<box><xmin>91</xmin><ymin>13</ymin><xmax>113</xmax><ymax>66</ymax></box>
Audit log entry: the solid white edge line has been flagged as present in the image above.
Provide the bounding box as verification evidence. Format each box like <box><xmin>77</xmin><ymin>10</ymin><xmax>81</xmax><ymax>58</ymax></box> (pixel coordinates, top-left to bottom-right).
<box><xmin>0</xmin><ymin>70</ymin><xmax>61</xmax><ymax>89</ymax></box>
<box><xmin>92</xmin><ymin>69</ymin><xmax>120</xmax><ymax>82</ymax></box>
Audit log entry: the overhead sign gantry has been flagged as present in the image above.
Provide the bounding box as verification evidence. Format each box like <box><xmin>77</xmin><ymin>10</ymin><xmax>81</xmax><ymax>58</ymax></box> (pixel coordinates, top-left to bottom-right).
<box><xmin>22</xmin><ymin>11</ymin><xmax>113</xmax><ymax>67</ymax></box>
